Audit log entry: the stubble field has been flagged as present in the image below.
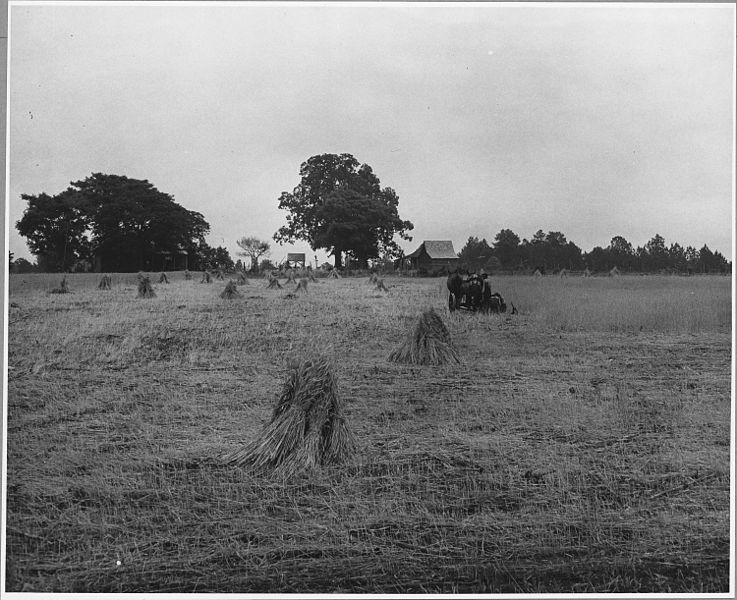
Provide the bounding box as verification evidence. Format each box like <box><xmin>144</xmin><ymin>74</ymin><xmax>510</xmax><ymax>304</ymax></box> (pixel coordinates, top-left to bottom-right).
<box><xmin>3</xmin><ymin>271</ymin><xmax>733</xmax><ymax>593</ymax></box>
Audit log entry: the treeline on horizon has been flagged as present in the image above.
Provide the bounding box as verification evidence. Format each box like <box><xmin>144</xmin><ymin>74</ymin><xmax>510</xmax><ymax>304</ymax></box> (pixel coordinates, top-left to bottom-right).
<box><xmin>9</xmin><ymin>172</ymin><xmax>730</xmax><ymax>276</ymax></box>
<box><xmin>454</xmin><ymin>229</ymin><xmax>731</xmax><ymax>275</ymax></box>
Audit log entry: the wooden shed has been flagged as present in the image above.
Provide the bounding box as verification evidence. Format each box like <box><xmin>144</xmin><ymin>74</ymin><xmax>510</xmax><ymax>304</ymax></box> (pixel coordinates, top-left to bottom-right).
<box><xmin>405</xmin><ymin>240</ymin><xmax>459</xmax><ymax>271</ymax></box>
<box><xmin>285</xmin><ymin>253</ymin><xmax>306</xmax><ymax>269</ymax></box>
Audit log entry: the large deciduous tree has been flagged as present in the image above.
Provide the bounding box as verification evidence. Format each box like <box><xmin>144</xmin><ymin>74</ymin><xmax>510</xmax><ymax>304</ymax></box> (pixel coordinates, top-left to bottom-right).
<box><xmin>16</xmin><ymin>173</ymin><xmax>210</xmax><ymax>272</ymax></box>
<box><xmin>236</xmin><ymin>236</ymin><xmax>270</xmax><ymax>271</ymax></box>
<box><xmin>273</xmin><ymin>153</ymin><xmax>413</xmax><ymax>268</ymax></box>
<box><xmin>16</xmin><ymin>190</ymin><xmax>93</xmax><ymax>272</ymax></box>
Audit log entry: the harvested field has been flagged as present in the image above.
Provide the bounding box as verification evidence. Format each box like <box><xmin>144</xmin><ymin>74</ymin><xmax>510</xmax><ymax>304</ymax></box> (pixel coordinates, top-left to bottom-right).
<box><xmin>4</xmin><ymin>272</ymin><xmax>732</xmax><ymax>593</ymax></box>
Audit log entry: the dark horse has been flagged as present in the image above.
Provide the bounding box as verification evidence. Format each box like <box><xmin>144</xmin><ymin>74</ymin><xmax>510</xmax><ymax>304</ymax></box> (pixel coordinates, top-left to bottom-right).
<box><xmin>487</xmin><ymin>292</ymin><xmax>507</xmax><ymax>314</ymax></box>
<box><xmin>447</xmin><ymin>271</ymin><xmax>485</xmax><ymax>312</ymax></box>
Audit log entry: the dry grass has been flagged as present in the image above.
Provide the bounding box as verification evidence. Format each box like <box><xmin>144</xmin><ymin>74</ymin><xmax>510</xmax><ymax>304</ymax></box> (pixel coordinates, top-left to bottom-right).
<box><xmin>97</xmin><ymin>274</ymin><xmax>112</xmax><ymax>290</ymax></box>
<box><xmin>388</xmin><ymin>308</ymin><xmax>460</xmax><ymax>365</ymax></box>
<box><xmin>219</xmin><ymin>280</ymin><xmax>242</xmax><ymax>300</ymax></box>
<box><xmin>4</xmin><ymin>272</ymin><xmax>731</xmax><ymax>593</ymax></box>
<box><xmin>295</xmin><ymin>278</ymin><xmax>309</xmax><ymax>293</ymax></box>
<box><xmin>221</xmin><ymin>357</ymin><xmax>355</xmax><ymax>477</ymax></box>
<box><xmin>136</xmin><ymin>276</ymin><xmax>156</xmax><ymax>299</ymax></box>
<box><xmin>49</xmin><ymin>276</ymin><xmax>69</xmax><ymax>294</ymax></box>
<box><xmin>492</xmin><ymin>274</ymin><xmax>731</xmax><ymax>333</ymax></box>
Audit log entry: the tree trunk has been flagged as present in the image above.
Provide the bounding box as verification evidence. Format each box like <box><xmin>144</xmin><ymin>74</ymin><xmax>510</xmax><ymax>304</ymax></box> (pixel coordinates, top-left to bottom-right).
<box><xmin>333</xmin><ymin>249</ymin><xmax>343</xmax><ymax>269</ymax></box>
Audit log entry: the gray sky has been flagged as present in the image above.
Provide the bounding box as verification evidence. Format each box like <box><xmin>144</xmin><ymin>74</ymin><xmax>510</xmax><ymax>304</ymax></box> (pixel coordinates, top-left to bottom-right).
<box><xmin>7</xmin><ymin>2</ymin><xmax>735</xmax><ymax>265</ymax></box>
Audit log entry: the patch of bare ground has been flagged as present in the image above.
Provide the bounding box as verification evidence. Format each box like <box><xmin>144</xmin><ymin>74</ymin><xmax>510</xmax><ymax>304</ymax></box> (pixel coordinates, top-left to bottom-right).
<box><xmin>5</xmin><ymin>274</ymin><xmax>731</xmax><ymax>592</ymax></box>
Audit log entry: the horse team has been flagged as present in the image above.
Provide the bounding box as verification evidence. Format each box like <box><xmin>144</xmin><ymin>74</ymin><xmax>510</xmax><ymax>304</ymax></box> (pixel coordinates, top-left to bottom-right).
<box><xmin>446</xmin><ymin>271</ymin><xmax>515</xmax><ymax>314</ymax></box>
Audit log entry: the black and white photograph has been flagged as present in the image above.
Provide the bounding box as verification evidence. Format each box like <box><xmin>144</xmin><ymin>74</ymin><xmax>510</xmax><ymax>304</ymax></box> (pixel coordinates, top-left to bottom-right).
<box><xmin>2</xmin><ymin>1</ymin><xmax>734</xmax><ymax>595</ymax></box>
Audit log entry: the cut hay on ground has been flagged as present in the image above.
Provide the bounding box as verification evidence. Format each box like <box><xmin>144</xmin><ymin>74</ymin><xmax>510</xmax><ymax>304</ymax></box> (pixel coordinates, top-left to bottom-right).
<box><xmin>200</xmin><ymin>271</ymin><xmax>212</xmax><ymax>284</ymax></box>
<box><xmin>220</xmin><ymin>280</ymin><xmax>242</xmax><ymax>299</ymax></box>
<box><xmin>159</xmin><ymin>272</ymin><xmax>169</xmax><ymax>284</ymax></box>
<box><xmin>329</xmin><ymin>269</ymin><xmax>341</xmax><ymax>279</ymax></box>
<box><xmin>295</xmin><ymin>278</ymin><xmax>309</xmax><ymax>293</ymax></box>
<box><xmin>375</xmin><ymin>278</ymin><xmax>389</xmax><ymax>292</ymax></box>
<box><xmin>285</xmin><ymin>270</ymin><xmax>297</xmax><ymax>284</ymax></box>
<box><xmin>221</xmin><ymin>357</ymin><xmax>355</xmax><ymax>477</ymax></box>
<box><xmin>137</xmin><ymin>276</ymin><xmax>156</xmax><ymax>298</ymax></box>
<box><xmin>98</xmin><ymin>274</ymin><xmax>112</xmax><ymax>290</ymax></box>
<box><xmin>267</xmin><ymin>276</ymin><xmax>282</xmax><ymax>289</ymax></box>
<box><xmin>237</xmin><ymin>272</ymin><xmax>249</xmax><ymax>285</ymax></box>
<box><xmin>184</xmin><ymin>269</ymin><xmax>192</xmax><ymax>280</ymax></box>
<box><xmin>50</xmin><ymin>277</ymin><xmax>70</xmax><ymax>294</ymax></box>
<box><xmin>308</xmin><ymin>272</ymin><xmax>318</xmax><ymax>283</ymax></box>
<box><xmin>388</xmin><ymin>309</ymin><xmax>460</xmax><ymax>365</ymax></box>
<box><xmin>214</xmin><ymin>270</ymin><xmax>225</xmax><ymax>281</ymax></box>
<box><xmin>368</xmin><ymin>273</ymin><xmax>378</xmax><ymax>285</ymax></box>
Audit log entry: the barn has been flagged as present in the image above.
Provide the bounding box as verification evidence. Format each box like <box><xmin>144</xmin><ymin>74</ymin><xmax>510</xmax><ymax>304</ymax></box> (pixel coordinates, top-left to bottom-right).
<box><xmin>404</xmin><ymin>240</ymin><xmax>459</xmax><ymax>272</ymax></box>
<box><xmin>285</xmin><ymin>253</ymin><xmax>306</xmax><ymax>269</ymax></box>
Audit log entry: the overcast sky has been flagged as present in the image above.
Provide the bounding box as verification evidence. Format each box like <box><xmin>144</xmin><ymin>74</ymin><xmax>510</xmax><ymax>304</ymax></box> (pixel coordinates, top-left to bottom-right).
<box><xmin>7</xmin><ymin>2</ymin><xmax>735</xmax><ymax>266</ymax></box>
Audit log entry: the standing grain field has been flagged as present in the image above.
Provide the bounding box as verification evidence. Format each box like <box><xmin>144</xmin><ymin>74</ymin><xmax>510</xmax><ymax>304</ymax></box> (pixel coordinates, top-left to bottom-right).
<box><xmin>4</xmin><ymin>272</ymin><xmax>732</xmax><ymax>593</ymax></box>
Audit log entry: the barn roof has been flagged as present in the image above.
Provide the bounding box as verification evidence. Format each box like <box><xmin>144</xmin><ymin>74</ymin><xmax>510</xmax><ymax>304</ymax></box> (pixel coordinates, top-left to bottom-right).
<box><xmin>406</xmin><ymin>240</ymin><xmax>458</xmax><ymax>260</ymax></box>
<box><xmin>286</xmin><ymin>253</ymin><xmax>306</xmax><ymax>261</ymax></box>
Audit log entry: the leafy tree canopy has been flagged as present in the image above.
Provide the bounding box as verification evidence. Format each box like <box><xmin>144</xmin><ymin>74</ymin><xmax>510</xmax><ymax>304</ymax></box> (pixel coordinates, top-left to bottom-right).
<box><xmin>236</xmin><ymin>236</ymin><xmax>270</xmax><ymax>271</ymax></box>
<box><xmin>16</xmin><ymin>173</ymin><xmax>210</xmax><ymax>272</ymax></box>
<box><xmin>16</xmin><ymin>190</ymin><xmax>93</xmax><ymax>272</ymax></box>
<box><xmin>11</xmin><ymin>257</ymin><xmax>39</xmax><ymax>274</ymax></box>
<box><xmin>274</xmin><ymin>153</ymin><xmax>413</xmax><ymax>268</ymax></box>
<box><xmin>198</xmin><ymin>243</ymin><xmax>234</xmax><ymax>271</ymax></box>
<box><xmin>458</xmin><ymin>236</ymin><xmax>492</xmax><ymax>271</ymax></box>
<box><xmin>493</xmin><ymin>229</ymin><xmax>522</xmax><ymax>269</ymax></box>
<box><xmin>608</xmin><ymin>236</ymin><xmax>634</xmax><ymax>256</ymax></box>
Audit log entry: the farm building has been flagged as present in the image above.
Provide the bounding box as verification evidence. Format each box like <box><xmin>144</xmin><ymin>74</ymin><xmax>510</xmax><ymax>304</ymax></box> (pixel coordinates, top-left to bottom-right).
<box><xmin>156</xmin><ymin>248</ymin><xmax>189</xmax><ymax>272</ymax></box>
<box><xmin>285</xmin><ymin>253</ymin><xmax>306</xmax><ymax>269</ymax></box>
<box><xmin>404</xmin><ymin>240</ymin><xmax>459</xmax><ymax>271</ymax></box>
<box><xmin>92</xmin><ymin>246</ymin><xmax>189</xmax><ymax>272</ymax></box>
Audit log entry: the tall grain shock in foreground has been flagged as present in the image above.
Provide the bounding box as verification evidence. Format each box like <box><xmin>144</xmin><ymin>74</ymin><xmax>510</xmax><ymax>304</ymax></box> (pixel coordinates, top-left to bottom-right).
<box><xmin>388</xmin><ymin>308</ymin><xmax>460</xmax><ymax>365</ymax></box>
<box><xmin>221</xmin><ymin>357</ymin><xmax>355</xmax><ymax>477</ymax></box>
